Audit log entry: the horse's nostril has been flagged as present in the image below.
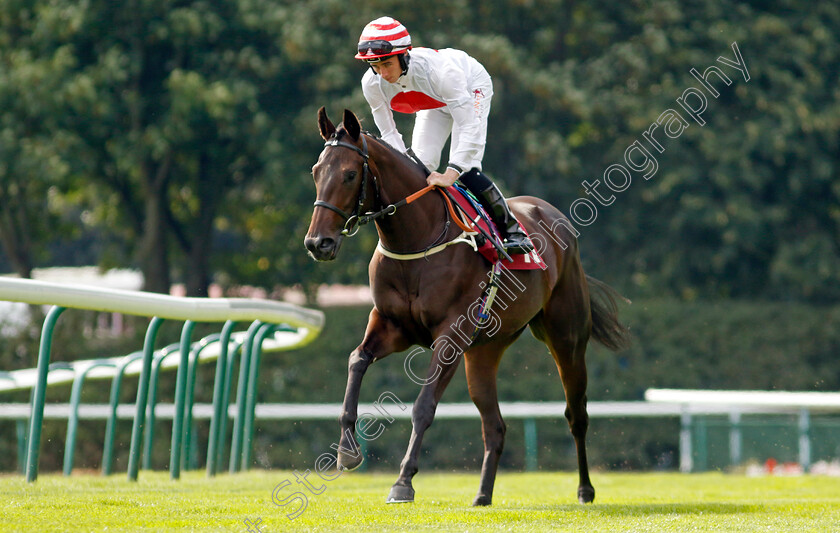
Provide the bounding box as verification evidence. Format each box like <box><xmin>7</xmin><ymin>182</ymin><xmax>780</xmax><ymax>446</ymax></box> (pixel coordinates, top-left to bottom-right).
<box><xmin>304</xmin><ymin>236</ymin><xmax>337</xmax><ymax>259</ymax></box>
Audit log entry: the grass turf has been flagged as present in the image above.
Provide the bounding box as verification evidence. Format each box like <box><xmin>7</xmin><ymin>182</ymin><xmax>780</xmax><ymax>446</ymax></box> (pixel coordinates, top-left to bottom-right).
<box><xmin>2</xmin><ymin>470</ymin><xmax>839</xmax><ymax>531</ymax></box>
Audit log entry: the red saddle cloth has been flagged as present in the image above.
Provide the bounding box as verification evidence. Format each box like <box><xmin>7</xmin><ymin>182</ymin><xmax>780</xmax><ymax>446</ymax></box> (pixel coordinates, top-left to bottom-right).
<box><xmin>447</xmin><ymin>187</ymin><xmax>546</xmax><ymax>271</ymax></box>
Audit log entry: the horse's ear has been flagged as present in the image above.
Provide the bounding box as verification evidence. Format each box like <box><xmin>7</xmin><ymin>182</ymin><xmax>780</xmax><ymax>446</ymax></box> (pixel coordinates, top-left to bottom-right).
<box><xmin>318</xmin><ymin>106</ymin><xmax>335</xmax><ymax>140</ymax></box>
<box><xmin>343</xmin><ymin>109</ymin><xmax>361</xmax><ymax>141</ymax></box>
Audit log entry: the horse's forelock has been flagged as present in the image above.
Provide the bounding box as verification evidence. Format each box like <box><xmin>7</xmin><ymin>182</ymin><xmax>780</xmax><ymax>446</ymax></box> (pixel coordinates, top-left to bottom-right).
<box><xmin>327</xmin><ymin>128</ymin><xmax>426</xmax><ymax>175</ymax></box>
<box><xmin>333</xmin><ymin>125</ymin><xmax>375</xmax><ymax>140</ymax></box>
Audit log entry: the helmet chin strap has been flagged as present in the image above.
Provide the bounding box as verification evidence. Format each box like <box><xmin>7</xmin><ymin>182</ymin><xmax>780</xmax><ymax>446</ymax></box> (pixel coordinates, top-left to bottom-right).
<box><xmin>398</xmin><ymin>51</ymin><xmax>410</xmax><ymax>75</ymax></box>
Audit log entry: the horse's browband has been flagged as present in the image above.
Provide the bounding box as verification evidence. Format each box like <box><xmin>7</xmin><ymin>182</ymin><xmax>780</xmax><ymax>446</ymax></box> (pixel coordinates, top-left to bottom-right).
<box><xmin>324</xmin><ymin>137</ymin><xmax>369</xmax><ymax>159</ymax></box>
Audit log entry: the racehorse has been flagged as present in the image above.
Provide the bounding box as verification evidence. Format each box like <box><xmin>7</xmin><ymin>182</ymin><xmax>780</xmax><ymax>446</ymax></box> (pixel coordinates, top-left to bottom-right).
<box><xmin>304</xmin><ymin>108</ymin><xmax>630</xmax><ymax>506</ymax></box>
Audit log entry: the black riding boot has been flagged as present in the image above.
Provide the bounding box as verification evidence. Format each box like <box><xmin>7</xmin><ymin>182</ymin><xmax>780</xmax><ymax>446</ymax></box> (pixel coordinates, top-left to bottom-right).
<box><xmin>472</xmin><ymin>182</ymin><xmax>534</xmax><ymax>255</ymax></box>
<box><xmin>459</xmin><ymin>168</ymin><xmax>533</xmax><ymax>254</ymax></box>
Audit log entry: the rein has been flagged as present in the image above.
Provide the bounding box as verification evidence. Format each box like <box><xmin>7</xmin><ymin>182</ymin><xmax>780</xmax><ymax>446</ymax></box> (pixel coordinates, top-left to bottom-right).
<box><xmin>313</xmin><ymin>135</ymin><xmax>474</xmax><ymax>242</ymax></box>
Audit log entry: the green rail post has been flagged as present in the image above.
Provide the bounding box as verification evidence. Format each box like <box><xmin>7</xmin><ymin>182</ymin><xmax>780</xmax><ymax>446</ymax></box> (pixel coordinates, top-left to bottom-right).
<box><xmin>216</xmin><ymin>341</ymin><xmax>243</xmax><ymax>470</ymax></box>
<box><xmin>799</xmin><ymin>408</ymin><xmax>811</xmax><ymax>470</ymax></box>
<box><xmin>127</xmin><ymin>317</ymin><xmax>164</xmax><ymax>482</ymax></box>
<box><xmin>229</xmin><ymin>321</ymin><xmax>262</xmax><ymax>473</ymax></box>
<box><xmin>728</xmin><ymin>410</ymin><xmax>742</xmax><ymax>469</ymax></box>
<box><xmin>182</xmin><ymin>334</ymin><xmax>222</xmax><ymax>472</ymax></box>
<box><xmin>63</xmin><ymin>360</ymin><xmax>117</xmax><ymax>475</ymax></box>
<box><xmin>241</xmin><ymin>323</ymin><xmax>277</xmax><ymax>470</ymax></box>
<box><xmin>1</xmin><ymin>373</ymin><xmax>25</xmax><ymax>474</ymax></box>
<box><xmin>16</xmin><ymin>419</ymin><xmax>26</xmax><ymax>475</ymax></box>
<box><xmin>142</xmin><ymin>344</ymin><xmax>179</xmax><ymax>470</ymax></box>
<box><xmin>524</xmin><ymin>418</ymin><xmax>538</xmax><ymax>471</ymax></box>
<box><xmin>679</xmin><ymin>410</ymin><xmax>693</xmax><ymax>473</ymax></box>
<box><xmin>181</xmin><ymin>341</ymin><xmax>199</xmax><ymax>473</ymax></box>
<box><xmin>696</xmin><ymin>417</ymin><xmax>708</xmax><ymax>472</ymax></box>
<box><xmin>189</xmin><ymin>420</ymin><xmax>199</xmax><ymax>470</ymax></box>
<box><xmin>102</xmin><ymin>351</ymin><xmax>143</xmax><ymax>476</ymax></box>
<box><xmin>207</xmin><ymin>321</ymin><xmax>236</xmax><ymax>477</ymax></box>
<box><xmin>20</xmin><ymin>387</ymin><xmax>37</xmax><ymax>474</ymax></box>
<box><xmin>25</xmin><ymin>305</ymin><xmax>66</xmax><ymax>482</ymax></box>
<box><xmin>170</xmin><ymin>320</ymin><xmax>196</xmax><ymax>480</ymax></box>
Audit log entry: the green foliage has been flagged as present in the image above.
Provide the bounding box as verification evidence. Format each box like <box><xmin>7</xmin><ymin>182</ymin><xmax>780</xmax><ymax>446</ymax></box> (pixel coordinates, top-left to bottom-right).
<box><xmin>0</xmin><ymin>1</ymin><xmax>835</xmax><ymax>302</ymax></box>
<box><xmin>1</xmin><ymin>0</ymin><xmax>839</xmax><ymax>479</ymax></box>
<box><xmin>1</xmin><ymin>298</ymin><xmax>838</xmax><ymax>474</ymax></box>
<box><xmin>248</xmin><ymin>299</ymin><xmax>840</xmax><ymax>472</ymax></box>
<box><xmin>279</xmin><ymin>298</ymin><xmax>840</xmax><ymax>406</ymax></box>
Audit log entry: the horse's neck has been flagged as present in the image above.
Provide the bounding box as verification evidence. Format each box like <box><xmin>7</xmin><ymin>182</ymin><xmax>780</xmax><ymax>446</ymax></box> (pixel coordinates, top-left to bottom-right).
<box><xmin>368</xmin><ymin>139</ymin><xmax>449</xmax><ymax>252</ymax></box>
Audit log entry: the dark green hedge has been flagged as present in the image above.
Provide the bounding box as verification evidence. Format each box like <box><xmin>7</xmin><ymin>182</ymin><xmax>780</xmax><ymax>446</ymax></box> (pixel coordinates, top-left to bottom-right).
<box><xmin>251</xmin><ymin>298</ymin><xmax>840</xmax><ymax>472</ymax></box>
<box><xmin>2</xmin><ymin>298</ymin><xmax>839</xmax><ymax>473</ymax></box>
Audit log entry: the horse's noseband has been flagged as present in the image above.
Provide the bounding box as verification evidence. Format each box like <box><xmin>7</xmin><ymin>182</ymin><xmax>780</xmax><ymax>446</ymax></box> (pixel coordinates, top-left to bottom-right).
<box><xmin>313</xmin><ymin>135</ymin><xmax>376</xmax><ymax>237</ymax></box>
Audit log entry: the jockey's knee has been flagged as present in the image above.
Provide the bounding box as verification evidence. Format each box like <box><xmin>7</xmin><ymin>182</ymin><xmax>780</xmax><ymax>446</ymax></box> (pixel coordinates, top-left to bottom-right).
<box><xmin>411</xmin><ymin>146</ymin><xmax>439</xmax><ymax>172</ymax></box>
<box><xmin>459</xmin><ymin>168</ymin><xmax>493</xmax><ymax>192</ymax></box>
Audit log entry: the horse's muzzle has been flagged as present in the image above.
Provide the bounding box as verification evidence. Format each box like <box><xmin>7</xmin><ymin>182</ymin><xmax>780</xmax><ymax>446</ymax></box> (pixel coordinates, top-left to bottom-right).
<box><xmin>304</xmin><ymin>235</ymin><xmax>340</xmax><ymax>261</ymax></box>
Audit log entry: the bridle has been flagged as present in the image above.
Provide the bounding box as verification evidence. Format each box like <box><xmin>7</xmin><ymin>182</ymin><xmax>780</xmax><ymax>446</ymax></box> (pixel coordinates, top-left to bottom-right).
<box><xmin>312</xmin><ymin>133</ymin><xmax>478</xmax><ymax>256</ymax></box>
<box><xmin>312</xmin><ymin>135</ymin><xmax>378</xmax><ymax>237</ymax></box>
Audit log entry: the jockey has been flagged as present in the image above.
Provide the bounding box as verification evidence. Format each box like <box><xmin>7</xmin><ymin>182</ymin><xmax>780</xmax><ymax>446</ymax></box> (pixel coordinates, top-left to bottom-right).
<box><xmin>356</xmin><ymin>16</ymin><xmax>533</xmax><ymax>255</ymax></box>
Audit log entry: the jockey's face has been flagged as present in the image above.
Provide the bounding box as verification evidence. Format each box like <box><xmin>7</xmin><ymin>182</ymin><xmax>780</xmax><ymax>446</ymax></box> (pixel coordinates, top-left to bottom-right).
<box><xmin>369</xmin><ymin>56</ymin><xmax>402</xmax><ymax>83</ymax></box>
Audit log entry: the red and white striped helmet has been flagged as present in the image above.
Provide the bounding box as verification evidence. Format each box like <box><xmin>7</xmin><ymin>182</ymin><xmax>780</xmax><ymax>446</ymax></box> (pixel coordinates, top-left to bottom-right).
<box><xmin>355</xmin><ymin>16</ymin><xmax>412</xmax><ymax>62</ymax></box>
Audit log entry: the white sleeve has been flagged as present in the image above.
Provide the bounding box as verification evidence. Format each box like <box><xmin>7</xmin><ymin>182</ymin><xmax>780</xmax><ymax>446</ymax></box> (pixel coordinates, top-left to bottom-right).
<box><xmin>361</xmin><ymin>73</ymin><xmax>407</xmax><ymax>153</ymax></box>
<box><xmin>432</xmin><ymin>63</ymin><xmax>484</xmax><ymax>170</ymax></box>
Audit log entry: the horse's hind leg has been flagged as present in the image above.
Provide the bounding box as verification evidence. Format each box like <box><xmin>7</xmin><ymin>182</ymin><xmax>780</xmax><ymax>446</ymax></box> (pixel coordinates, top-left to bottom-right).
<box><xmin>464</xmin><ymin>339</ymin><xmax>513</xmax><ymax>506</ymax></box>
<box><xmin>530</xmin><ymin>294</ymin><xmax>595</xmax><ymax>503</ymax></box>
<box><xmin>558</xmin><ymin>337</ymin><xmax>595</xmax><ymax>503</ymax></box>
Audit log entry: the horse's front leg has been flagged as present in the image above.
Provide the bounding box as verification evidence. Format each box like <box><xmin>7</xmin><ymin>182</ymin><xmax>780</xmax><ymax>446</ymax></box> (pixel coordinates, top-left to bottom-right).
<box><xmin>337</xmin><ymin>309</ymin><xmax>410</xmax><ymax>471</ymax></box>
<box><xmin>387</xmin><ymin>333</ymin><xmax>468</xmax><ymax>503</ymax></box>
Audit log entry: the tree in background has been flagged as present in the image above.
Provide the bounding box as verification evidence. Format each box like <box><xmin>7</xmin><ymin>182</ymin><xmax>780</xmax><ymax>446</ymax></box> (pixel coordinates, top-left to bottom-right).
<box><xmin>0</xmin><ymin>0</ymin><xmax>298</xmax><ymax>295</ymax></box>
<box><xmin>0</xmin><ymin>2</ymin><xmax>83</xmax><ymax>278</ymax></box>
<box><xmin>0</xmin><ymin>0</ymin><xmax>836</xmax><ymax>304</ymax></box>
<box><xmin>57</xmin><ymin>0</ymin><xmax>293</xmax><ymax>295</ymax></box>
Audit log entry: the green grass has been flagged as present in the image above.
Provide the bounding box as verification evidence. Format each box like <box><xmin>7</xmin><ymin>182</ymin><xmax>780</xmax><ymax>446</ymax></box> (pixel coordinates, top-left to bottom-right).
<box><xmin>2</xmin><ymin>470</ymin><xmax>839</xmax><ymax>532</ymax></box>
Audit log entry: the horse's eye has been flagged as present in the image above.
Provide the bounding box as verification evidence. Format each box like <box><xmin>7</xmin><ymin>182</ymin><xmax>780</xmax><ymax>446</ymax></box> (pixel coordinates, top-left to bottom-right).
<box><xmin>345</xmin><ymin>170</ymin><xmax>358</xmax><ymax>183</ymax></box>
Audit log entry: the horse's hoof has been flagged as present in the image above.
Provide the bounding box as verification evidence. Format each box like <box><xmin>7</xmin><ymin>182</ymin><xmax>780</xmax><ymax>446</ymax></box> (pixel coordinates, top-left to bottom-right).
<box><xmin>386</xmin><ymin>484</ymin><xmax>415</xmax><ymax>503</ymax></box>
<box><xmin>578</xmin><ymin>486</ymin><xmax>595</xmax><ymax>504</ymax></box>
<box><xmin>472</xmin><ymin>494</ymin><xmax>492</xmax><ymax>506</ymax></box>
<box><xmin>336</xmin><ymin>453</ymin><xmax>364</xmax><ymax>472</ymax></box>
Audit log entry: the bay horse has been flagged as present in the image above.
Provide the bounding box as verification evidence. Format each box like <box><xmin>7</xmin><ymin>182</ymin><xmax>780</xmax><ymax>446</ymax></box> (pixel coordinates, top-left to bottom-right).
<box><xmin>304</xmin><ymin>108</ymin><xmax>630</xmax><ymax>506</ymax></box>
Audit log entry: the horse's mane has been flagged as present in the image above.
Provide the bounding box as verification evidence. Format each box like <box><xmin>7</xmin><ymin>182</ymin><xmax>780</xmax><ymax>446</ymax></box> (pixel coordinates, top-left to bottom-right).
<box><xmin>335</xmin><ymin>124</ymin><xmax>431</xmax><ymax>177</ymax></box>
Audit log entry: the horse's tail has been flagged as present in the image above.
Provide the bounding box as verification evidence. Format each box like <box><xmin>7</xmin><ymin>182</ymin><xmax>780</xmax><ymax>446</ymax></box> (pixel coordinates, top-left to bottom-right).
<box><xmin>586</xmin><ymin>275</ymin><xmax>632</xmax><ymax>351</ymax></box>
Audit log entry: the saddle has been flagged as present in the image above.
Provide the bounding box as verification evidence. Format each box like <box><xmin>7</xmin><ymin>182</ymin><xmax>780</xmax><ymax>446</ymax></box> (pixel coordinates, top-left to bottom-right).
<box><xmin>396</xmin><ymin>151</ymin><xmax>544</xmax><ymax>270</ymax></box>
<box><xmin>446</xmin><ymin>185</ymin><xmax>546</xmax><ymax>271</ymax></box>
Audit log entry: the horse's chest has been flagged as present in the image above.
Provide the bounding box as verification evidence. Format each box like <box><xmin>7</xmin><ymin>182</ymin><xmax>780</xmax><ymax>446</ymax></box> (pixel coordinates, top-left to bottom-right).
<box><xmin>377</xmin><ymin>289</ymin><xmax>435</xmax><ymax>324</ymax></box>
<box><xmin>371</xmin><ymin>253</ymin><xmax>483</xmax><ymax>339</ymax></box>
<box><xmin>373</xmin><ymin>276</ymin><xmax>471</xmax><ymax>338</ymax></box>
